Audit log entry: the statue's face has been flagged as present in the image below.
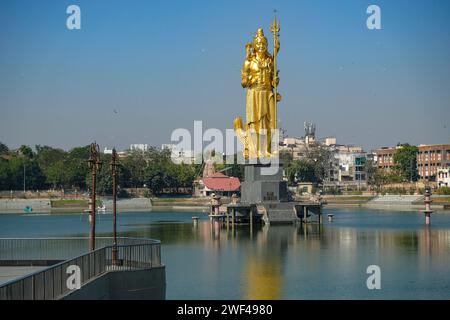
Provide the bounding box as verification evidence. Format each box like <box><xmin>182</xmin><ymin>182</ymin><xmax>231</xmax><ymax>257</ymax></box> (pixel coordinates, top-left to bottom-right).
<box><xmin>254</xmin><ymin>38</ymin><xmax>267</xmax><ymax>54</ymax></box>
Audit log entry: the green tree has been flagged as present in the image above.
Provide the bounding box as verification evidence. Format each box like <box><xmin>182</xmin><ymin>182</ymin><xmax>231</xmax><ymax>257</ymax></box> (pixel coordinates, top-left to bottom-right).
<box><xmin>0</xmin><ymin>158</ymin><xmax>11</xmax><ymax>190</ymax></box>
<box><xmin>85</xmin><ymin>154</ymin><xmax>113</xmax><ymax>195</ymax></box>
<box><xmin>18</xmin><ymin>145</ymin><xmax>34</xmax><ymax>159</ymax></box>
<box><xmin>45</xmin><ymin>160</ymin><xmax>67</xmax><ymax>188</ymax></box>
<box><xmin>286</xmin><ymin>160</ymin><xmax>316</xmax><ymax>185</ymax></box>
<box><xmin>303</xmin><ymin>144</ymin><xmax>332</xmax><ymax>183</ymax></box>
<box><xmin>122</xmin><ymin>150</ymin><xmax>148</xmax><ymax>188</ymax></box>
<box><xmin>364</xmin><ymin>159</ymin><xmax>378</xmax><ymax>186</ymax></box>
<box><xmin>35</xmin><ymin>145</ymin><xmax>66</xmax><ymax>169</ymax></box>
<box><xmin>35</xmin><ymin>145</ymin><xmax>67</xmax><ymax>188</ymax></box>
<box><xmin>393</xmin><ymin>144</ymin><xmax>419</xmax><ymax>182</ymax></box>
<box><xmin>0</xmin><ymin>142</ymin><xmax>9</xmax><ymax>156</ymax></box>
<box><xmin>7</xmin><ymin>156</ymin><xmax>45</xmax><ymax>190</ymax></box>
<box><xmin>279</xmin><ymin>150</ymin><xmax>293</xmax><ymax>168</ymax></box>
<box><xmin>65</xmin><ymin>146</ymin><xmax>90</xmax><ymax>189</ymax></box>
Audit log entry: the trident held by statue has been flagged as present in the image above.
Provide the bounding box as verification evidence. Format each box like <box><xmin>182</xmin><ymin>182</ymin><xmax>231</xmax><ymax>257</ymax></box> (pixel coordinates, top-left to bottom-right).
<box><xmin>270</xmin><ymin>10</ymin><xmax>280</xmax><ymax>129</ymax></box>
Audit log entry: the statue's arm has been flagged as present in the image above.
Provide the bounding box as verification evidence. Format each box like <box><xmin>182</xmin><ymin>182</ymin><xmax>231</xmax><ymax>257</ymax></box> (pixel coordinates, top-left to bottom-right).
<box><xmin>241</xmin><ymin>60</ymin><xmax>251</xmax><ymax>88</ymax></box>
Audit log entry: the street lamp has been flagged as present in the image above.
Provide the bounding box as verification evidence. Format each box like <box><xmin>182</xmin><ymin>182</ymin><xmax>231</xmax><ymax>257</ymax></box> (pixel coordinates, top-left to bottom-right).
<box><xmin>87</xmin><ymin>142</ymin><xmax>102</xmax><ymax>251</ymax></box>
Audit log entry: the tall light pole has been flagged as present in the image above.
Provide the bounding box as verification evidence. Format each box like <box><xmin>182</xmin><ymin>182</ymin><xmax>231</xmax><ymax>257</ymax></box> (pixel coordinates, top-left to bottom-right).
<box><xmin>87</xmin><ymin>142</ymin><xmax>102</xmax><ymax>251</ymax></box>
<box><xmin>110</xmin><ymin>148</ymin><xmax>119</xmax><ymax>264</ymax></box>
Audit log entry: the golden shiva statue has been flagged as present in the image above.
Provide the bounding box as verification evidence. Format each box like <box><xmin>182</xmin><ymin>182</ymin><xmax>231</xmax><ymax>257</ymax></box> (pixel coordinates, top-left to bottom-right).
<box><xmin>234</xmin><ymin>17</ymin><xmax>281</xmax><ymax>159</ymax></box>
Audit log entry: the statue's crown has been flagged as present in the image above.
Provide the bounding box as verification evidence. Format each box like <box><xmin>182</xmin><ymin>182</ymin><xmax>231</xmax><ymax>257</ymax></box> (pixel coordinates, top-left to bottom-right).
<box><xmin>253</xmin><ymin>28</ymin><xmax>267</xmax><ymax>44</ymax></box>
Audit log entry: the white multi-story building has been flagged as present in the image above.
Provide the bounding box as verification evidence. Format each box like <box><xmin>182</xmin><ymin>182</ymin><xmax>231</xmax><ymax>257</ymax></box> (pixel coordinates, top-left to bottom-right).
<box><xmin>161</xmin><ymin>144</ymin><xmax>195</xmax><ymax>164</ymax></box>
<box><xmin>437</xmin><ymin>167</ymin><xmax>450</xmax><ymax>187</ymax></box>
<box><xmin>332</xmin><ymin>145</ymin><xmax>367</xmax><ymax>186</ymax></box>
<box><xmin>130</xmin><ymin>144</ymin><xmax>149</xmax><ymax>152</ymax></box>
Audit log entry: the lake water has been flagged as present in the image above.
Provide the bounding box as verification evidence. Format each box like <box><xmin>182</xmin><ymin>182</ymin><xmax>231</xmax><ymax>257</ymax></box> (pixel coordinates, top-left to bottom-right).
<box><xmin>1</xmin><ymin>208</ymin><xmax>450</xmax><ymax>299</ymax></box>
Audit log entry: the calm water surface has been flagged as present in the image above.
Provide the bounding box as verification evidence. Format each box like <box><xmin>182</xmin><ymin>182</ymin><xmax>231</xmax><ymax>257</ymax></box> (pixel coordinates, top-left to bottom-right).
<box><xmin>1</xmin><ymin>208</ymin><xmax>450</xmax><ymax>299</ymax></box>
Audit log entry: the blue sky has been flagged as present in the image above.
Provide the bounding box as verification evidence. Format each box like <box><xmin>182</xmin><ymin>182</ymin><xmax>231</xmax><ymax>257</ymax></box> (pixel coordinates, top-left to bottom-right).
<box><xmin>0</xmin><ymin>0</ymin><xmax>449</xmax><ymax>152</ymax></box>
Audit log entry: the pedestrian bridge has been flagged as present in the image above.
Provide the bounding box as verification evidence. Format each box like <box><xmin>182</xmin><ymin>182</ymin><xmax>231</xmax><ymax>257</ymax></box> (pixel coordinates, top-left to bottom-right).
<box><xmin>0</xmin><ymin>237</ymin><xmax>166</xmax><ymax>300</ymax></box>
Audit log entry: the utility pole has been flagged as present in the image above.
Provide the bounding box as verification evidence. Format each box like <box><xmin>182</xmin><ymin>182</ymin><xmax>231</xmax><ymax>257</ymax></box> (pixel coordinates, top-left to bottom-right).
<box><xmin>87</xmin><ymin>142</ymin><xmax>102</xmax><ymax>251</ymax></box>
<box><xmin>110</xmin><ymin>148</ymin><xmax>119</xmax><ymax>264</ymax></box>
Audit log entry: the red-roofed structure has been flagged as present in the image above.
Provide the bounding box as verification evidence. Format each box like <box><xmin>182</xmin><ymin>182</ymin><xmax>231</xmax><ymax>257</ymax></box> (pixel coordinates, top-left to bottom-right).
<box><xmin>194</xmin><ymin>172</ymin><xmax>240</xmax><ymax>197</ymax></box>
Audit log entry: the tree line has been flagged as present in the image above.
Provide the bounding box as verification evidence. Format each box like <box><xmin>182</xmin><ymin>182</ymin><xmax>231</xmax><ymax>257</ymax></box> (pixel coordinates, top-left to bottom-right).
<box><xmin>0</xmin><ymin>142</ymin><xmax>202</xmax><ymax>195</ymax></box>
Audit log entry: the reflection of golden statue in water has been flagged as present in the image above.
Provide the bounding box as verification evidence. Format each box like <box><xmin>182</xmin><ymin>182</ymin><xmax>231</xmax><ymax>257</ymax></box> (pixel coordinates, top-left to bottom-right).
<box><xmin>242</xmin><ymin>225</ymin><xmax>286</xmax><ymax>300</ymax></box>
<box><xmin>234</xmin><ymin>17</ymin><xmax>281</xmax><ymax>159</ymax></box>
<box><xmin>244</xmin><ymin>257</ymin><xmax>282</xmax><ymax>299</ymax></box>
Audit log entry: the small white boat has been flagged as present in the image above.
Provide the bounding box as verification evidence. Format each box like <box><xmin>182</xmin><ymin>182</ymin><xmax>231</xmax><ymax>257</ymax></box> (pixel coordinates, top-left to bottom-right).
<box><xmin>98</xmin><ymin>204</ymin><xmax>106</xmax><ymax>213</ymax></box>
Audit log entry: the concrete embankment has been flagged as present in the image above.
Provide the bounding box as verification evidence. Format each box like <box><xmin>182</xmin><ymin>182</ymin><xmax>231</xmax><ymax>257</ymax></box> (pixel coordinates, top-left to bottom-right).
<box><xmin>0</xmin><ymin>199</ymin><xmax>51</xmax><ymax>213</ymax></box>
<box><xmin>150</xmin><ymin>198</ymin><xmax>210</xmax><ymax>212</ymax></box>
<box><xmin>1</xmin><ymin>195</ymin><xmax>449</xmax><ymax>213</ymax></box>
<box><xmin>0</xmin><ymin>198</ymin><xmax>153</xmax><ymax>213</ymax></box>
<box><xmin>319</xmin><ymin>195</ymin><xmax>375</xmax><ymax>209</ymax></box>
<box><xmin>102</xmin><ymin>198</ymin><xmax>152</xmax><ymax>212</ymax></box>
<box><xmin>362</xmin><ymin>195</ymin><xmax>449</xmax><ymax>211</ymax></box>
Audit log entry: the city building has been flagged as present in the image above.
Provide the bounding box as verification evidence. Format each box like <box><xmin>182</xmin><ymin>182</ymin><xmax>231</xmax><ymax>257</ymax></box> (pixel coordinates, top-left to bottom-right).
<box><xmin>103</xmin><ymin>147</ymin><xmax>127</xmax><ymax>158</ymax></box>
<box><xmin>417</xmin><ymin>144</ymin><xmax>450</xmax><ymax>181</ymax></box>
<box><xmin>437</xmin><ymin>167</ymin><xmax>450</xmax><ymax>187</ymax></box>
<box><xmin>375</xmin><ymin>147</ymin><xmax>398</xmax><ymax>172</ymax></box>
<box><xmin>130</xmin><ymin>144</ymin><xmax>149</xmax><ymax>152</ymax></box>
<box><xmin>327</xmin><ymin>145</ymin><xmax>367</xmax><ymax>189</ymax></box>
<box><xmin>280</xmin><ymin>122</ymin><xmax>367</xmax><ymax>188</ymax></box>
<box><xmin>161</xmin><ymin>144</ymin><xmax>195</xmax><ymax>164</ymax></box>
<box><xmin>279</xmin><ymin>121</ymin><xmax>318</xmax><ymax>160</ymax></box>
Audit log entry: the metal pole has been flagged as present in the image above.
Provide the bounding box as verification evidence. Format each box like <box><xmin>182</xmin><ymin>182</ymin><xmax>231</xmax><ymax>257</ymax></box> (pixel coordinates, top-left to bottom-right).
<box><xmin>249</xmin><ymin>209</ymin><xmax>253</xmax><ymax>239</ymax></box>
<box><xmin>226</xmin><ymin>209</ymin><xmax>229</xmax><ymax>233</ymax></box>
<box><xmin>303</xmin><ymin>206</ymin><xmax>308</xmax><ymax>224</ymax></box>
<box><xmin>88</xmin><ymin>142</ymin><xmax>102</xmax><ymax>252</ymax></box>
<box><xmin>91</xmin><ymin>169</ymin><xmax>96</xmax><ymax>251</ymax></box>
<box><xmin>232</xmin><ymin>208</ymin><xmax>235</xmax><ymax>235</ymax></box>
<box><xmin>111</xmin><ymin>148</ymin><xmax>118</xmax><ymax>264</ymax></box>
<box><xmin>23</xmin><ymin>163</ymin><xmax>25</xmax><ymax>193</ymax></box>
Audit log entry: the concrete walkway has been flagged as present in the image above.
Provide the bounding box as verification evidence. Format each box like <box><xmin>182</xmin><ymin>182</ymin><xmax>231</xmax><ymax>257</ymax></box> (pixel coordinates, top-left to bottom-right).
<box><xmin>0</xmin><ymin>266</ymin><xmax>45</xmax><ymax>285</ymax></box>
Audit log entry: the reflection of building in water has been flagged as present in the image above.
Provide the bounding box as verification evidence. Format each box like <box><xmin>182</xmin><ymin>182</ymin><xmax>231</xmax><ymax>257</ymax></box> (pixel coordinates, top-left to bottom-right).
<box><xmin>418</xmin><ymin>229</ymin><xmax>450</xmax><ymax>263</ymax></box>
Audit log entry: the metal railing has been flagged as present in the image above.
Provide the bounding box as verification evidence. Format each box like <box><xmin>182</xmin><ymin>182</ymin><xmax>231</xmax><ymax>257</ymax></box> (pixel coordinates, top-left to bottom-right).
<box><xmin>0</xmin><ymin>237</ymin><xmax>162</xmax><ymax>300</ymax></box>
<box><xmin>0</xmin><ymin>237</ymin><xmax>158</xmax><ymax>261</ymax></box>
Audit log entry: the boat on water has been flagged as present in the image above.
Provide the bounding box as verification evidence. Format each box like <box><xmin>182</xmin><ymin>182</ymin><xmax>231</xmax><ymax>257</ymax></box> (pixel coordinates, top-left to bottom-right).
<box><xmin>82</xmin><ymin>205</ymin><xmax>107</xmax><ymax>213</ymax></box>
<box><xmin>98</xmin><ymin>204</ymin><xmax>107</xmax><ymax>213</ymax></box>
<box><xmin>23</xmin><ymin>206</ymin><xmax>33</xmax><ymax>213</ymax></box>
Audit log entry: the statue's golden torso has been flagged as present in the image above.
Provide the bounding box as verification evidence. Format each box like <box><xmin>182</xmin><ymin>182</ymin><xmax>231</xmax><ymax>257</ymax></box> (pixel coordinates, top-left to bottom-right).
<box><xmin>242</xmin><ymin>54</ymin><xmax>274</xmax><ymax>90</ymax></box>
